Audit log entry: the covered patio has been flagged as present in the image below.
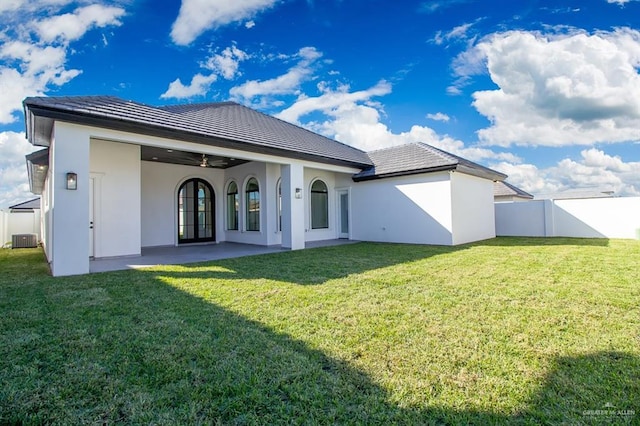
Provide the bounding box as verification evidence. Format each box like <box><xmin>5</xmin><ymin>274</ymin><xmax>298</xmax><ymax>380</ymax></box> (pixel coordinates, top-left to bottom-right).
<box><xmin>90</xmin><ymin>239</ymin><xmax>358</xmax><ymax>273</ymax></box>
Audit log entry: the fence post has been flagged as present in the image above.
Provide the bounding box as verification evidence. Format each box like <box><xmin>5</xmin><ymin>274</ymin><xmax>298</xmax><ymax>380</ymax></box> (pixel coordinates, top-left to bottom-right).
<box><xmin>543</xmin><ymin>199</ymin><xmax>555</xmax><ymax>237</ymax></box>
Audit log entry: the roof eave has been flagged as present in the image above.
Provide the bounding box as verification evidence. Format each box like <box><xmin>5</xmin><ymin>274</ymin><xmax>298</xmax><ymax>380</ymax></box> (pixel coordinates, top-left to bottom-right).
<box><xmin>23</xmin><ymin>103</ymin><xmax>54</xmax><ymax>147</ymax></box>
<box><xmin>352</xmin><ymin>164</ymin><xmax>457</xmax><ymax>182</ymax></box>
<box><xmin>456</xmin><ymin>164</ymin><xmax>507</xmax><ymax>181</ymax></box>
<box><xmin>25</xmin><ymin>148</ymin><xmax>49</xmax><ymax>195</ymax></box>
<box><xmin>26</xmin><ymin>161</ymin><xmax>47</xmax><ymax>195</ymax></box>
<box><xmin>353</xmin><ymin>162</ymin><xmax>507</xmax><ymax>183</ymax></box>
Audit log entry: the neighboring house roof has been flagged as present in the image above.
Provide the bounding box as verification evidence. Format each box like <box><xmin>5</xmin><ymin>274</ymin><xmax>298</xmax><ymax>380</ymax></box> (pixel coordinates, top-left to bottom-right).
<box><xmin>494</xmin><ymin>181</ymin><xmax>534</xmax><ymax>199</ymax></box>
<box><xmin>23</xmin><ymin>96</ymin><xmax>372</xmax><ymax>168</ymax></box>
<box><xmin>534</xmin><ymin>190</ymin><xmax>615</xmax><ymax>200</ymax></box>
<box><xmin>9</xmin><ymin>198</ymin><xmax>40</xmax><ymax>211</ymax></box>
<box><xmin>353</xmin><ymin>142</ymin><xmax>506</xmax><ymax>182</ymax></box>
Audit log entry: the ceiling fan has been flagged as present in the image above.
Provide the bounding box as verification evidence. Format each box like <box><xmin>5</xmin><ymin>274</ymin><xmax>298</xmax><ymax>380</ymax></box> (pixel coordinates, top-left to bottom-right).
<box><xmin>199</xmin><ymin>154</ymin><xmax>228</xmax><ymax>168</ymax></box>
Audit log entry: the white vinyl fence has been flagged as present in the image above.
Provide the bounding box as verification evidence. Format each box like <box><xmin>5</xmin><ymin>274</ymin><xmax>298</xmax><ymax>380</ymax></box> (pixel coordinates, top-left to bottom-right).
<box><xmin>0</xmin><ymin>209</ymin><xmax>42</xmax><ymax>248</ymax></box>
<box><xmin>495</xmin><ymin>197</ymin><xmax>640</xmax><ymax>239</ymax></box>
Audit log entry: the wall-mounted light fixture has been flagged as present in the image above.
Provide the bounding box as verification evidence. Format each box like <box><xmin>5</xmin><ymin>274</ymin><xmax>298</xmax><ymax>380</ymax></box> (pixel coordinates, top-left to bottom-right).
<box><xmin>66</xmin><ymin>172</ymin><xmax>77</xmax><ymax>190</ymax></box>
<box><xmin>295</xmin><ymin>188</ymin><xmax>302</xmax><ymax>199</ymax></box>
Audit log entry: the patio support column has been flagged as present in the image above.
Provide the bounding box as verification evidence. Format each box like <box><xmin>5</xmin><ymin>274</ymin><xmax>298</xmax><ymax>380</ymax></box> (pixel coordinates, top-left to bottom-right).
<box><xmin>49</xmin><ymin>122</ymin><xmax>90</xmax><ymax>276</ymax></box>
<box><xmin>281</xmin><ymin>163</ymin><xmax>305</xmax><ymax>250</ymax></box>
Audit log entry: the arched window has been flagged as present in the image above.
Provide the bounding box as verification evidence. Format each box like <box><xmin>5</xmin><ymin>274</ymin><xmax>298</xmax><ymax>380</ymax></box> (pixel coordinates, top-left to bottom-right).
<box><xmin>226</xmin><ymin>181</ymin><xmax>238</xmax><ymax>230</ymax></box>
<box><xmin>245</xmin><ymin>177</ymin><xmax>260</xmax><ymax>231</ymax></box>
<box><xmin>178</xmin><ymin>178</ymin><xmax>215</xmax><ymax>244</ymax></box>
<box><xmin>311</xmin><ymin>179</ymin><xmax>328</xmax><ymax>229</ymax></box>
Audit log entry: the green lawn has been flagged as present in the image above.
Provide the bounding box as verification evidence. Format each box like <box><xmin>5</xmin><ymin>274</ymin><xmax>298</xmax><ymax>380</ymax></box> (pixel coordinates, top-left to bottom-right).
<box><xmin>1</xmin><ymin>238</ymin><xmax>639</xmax><ymax>425</ymax></box>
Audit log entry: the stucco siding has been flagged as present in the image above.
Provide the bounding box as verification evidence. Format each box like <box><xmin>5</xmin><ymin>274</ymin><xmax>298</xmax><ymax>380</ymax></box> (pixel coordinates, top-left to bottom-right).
<box><xmin>42</xmin><ymin>170</ymin><xmax>52</xmax><ymax>261</ymax></box>
<box><xmin>351</xmin><ymin>172</ymin><xmax>454</xmax><ymax>245</ymax></box>
<box><xmin>304</xmin><ymin>168</ymin><xmax>340</xmax><ymax>242</ymax></box>
<box><xmin>223</xmin><ymin>161</ymin><xmax>270</xmax><ymax>245</ymax></box>
<box><xmin>450</xmin><ymin>172</ymin><xmax>496</xmax><ymax>245</ymax></box>
<box><xmin>50</xmin><ymin>122</ymin><xmax>91</xmax><ymax>275</ymax></box>
<box><xmin>90</xmin><ymin>139</ymin><xmax>141</xmax><ymax>257</ymax></box>
<box><xmin>140</xmin><ymin>161</ymin><xmax>224</xmax><ymax>247</ymax></box>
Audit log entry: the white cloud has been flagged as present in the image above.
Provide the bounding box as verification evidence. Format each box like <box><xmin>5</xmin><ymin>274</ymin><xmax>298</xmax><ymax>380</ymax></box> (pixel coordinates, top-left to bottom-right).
<box><xmin>160</xmin><ymin>73</ymin><xmax>218</xmax><ymax>99</ymax></box>
<box><xmin>170</xmin><ymin>0</ymin><xmax>277</xmax><ymax>45</ymax></box>
<box><xmin>0</xmin><ymin>0</ymin><xmax>74</xmax><ymax>14</ymax></box>
<box><xmin>230</xmin><ymin>46</ymin><xmax>322</xmax><ymax>101</ymax></box>
<box><xmin>0</xmin><ymin>0</ymin><xmax>24</xmax><ymax>13</ymax></box>
<box><xmin>491</xmin><ymin>162</ymin><xmax>556</xmax><ymax>195</ymax></box>
<box><xmin>580</xmin><ymin>147</ymin><xmax>631</xmax><ymax>172</ymax></box>
<box><xmin>433</xmin><ymin>22</ymin><xmax>475</xmax><ymax>45</ymax></box>
<box><xmin>276</xmin><ymin>80</ymin><xmax>392</xmax><ymax>124</ymax></box>
<box><xmin>420</xmin><ymin>0</ymin><xmax>470</xmax><ymax>14</ymax></box>
<box><xmin>275</xmin><ymin>79</ymin><xmax>519</xmax><ymax>164</ymax></box>
<box><xmin>0</xmin><ymin>1</ymin><xmax>125</xmax><ymax>206</ymax></box>
<box><xmin>310</xmin><ymin>101</ymin><xmax>448</xmax><ymax>152</ymax></box>
<box><xmin>245</xmin><ymin>20</ymin><xmax>255</xmax><ymax>29</ymax></box>
<box><xmin>203</xmin><ymin>45</ymin><xmax>248</xmax><ymax>80</ymax></box>
<box><xmin>453</xmin><ymin>28</ymin><xmax>640</xmax><ymax>147</ymax></box>
<box><xmin>447</xmin><ymin>39</ymin><xmax>486</xmax><ymax>94</ymax></box>
<box><xmin>426</xmin><ymin>112</ymin><xmax>450</xmax><ymax>122</ymax></box>
<box><xmin>315</xmin><ymin>100</ymin><xmax>521</xmax><ymax>161</ymax></box>
<box><xmin>227</xmin><ymin>44</ymin><xmax>516</xmax><ymax>164</ymax></box>
<box><xmin>607</xmin><ymin>0</ymin><xmax>638</xmax><ymax>5</ymax></box>
<box><xmin>0</xmin><ymin>131</ymin><xmax>37</xmax><ymax>209</ymax></box>
<box><xmin>0</xmin><ymin>3</ymin><xmax>125</xmax><ymax>123</ymax></box>
<box><xmin>33</xmin><ymin>4</ymin><xmax>125</xmax><ymax>44</ymax></box>
<box><xmin>492</xmin><ymin>148</ymin><xmax>640</xmax><ymax>196</ymax></box>
<box><xmin>0</xmin><ymin>42</ymin><xmax>81</xmax><ymax>123</ymax></box>
<box><xmin>161</xmin><ymin>44</ymin><xmax>249</xmax><ymax>99</ymax></box>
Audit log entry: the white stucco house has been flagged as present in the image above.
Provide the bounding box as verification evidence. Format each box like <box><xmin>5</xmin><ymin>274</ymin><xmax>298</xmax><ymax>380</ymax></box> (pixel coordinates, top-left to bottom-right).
<box><xmin>23</xmin><ymin>96</ymin><xmax>506</xmax><ymax>276</ymax></box>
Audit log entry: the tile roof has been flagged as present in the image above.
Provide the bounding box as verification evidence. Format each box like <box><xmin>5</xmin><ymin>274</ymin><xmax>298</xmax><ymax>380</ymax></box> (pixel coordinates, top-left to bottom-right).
<box><xmin>8</xmin><ymin>198</ymin><xmax>40</xmax><ymax>210</ymax></box>
<box><xmin>23</xmin><ymin>96</ymin><xmax>372</xmax><ymax>168</ymax></box>
<box><xmin>22</xmin><ymin>97</ymin><xmax>509</xmax><ymax>184</ymax></box>
<box><xmin>353</xmin><ymin>142</ymin><xmax>506</xmax><ymax>182</ymax></box>
<box><xmin>494</xmin><ymin>181</ymin><xmax>534</xmax><ymax>199</ymax></box>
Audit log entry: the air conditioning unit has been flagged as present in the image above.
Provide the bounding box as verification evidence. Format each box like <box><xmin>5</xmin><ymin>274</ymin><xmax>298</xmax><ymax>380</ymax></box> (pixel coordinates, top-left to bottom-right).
<box><xmin>12</xmin><ymin>234</ymin><xmax>38</xmax><ymax>249</ymax></box>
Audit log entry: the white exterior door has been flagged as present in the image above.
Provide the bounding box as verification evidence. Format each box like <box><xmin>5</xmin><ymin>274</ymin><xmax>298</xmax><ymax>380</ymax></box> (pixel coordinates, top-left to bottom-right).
<box><xmin>337</xmin><ymin>190</ymin><xmax>349</xmax><ymax>239</ymax></box>
<box><xmin>89</xmin><ymin>177</ymin><xmax>95</xmax><ymax>257</ymax></box>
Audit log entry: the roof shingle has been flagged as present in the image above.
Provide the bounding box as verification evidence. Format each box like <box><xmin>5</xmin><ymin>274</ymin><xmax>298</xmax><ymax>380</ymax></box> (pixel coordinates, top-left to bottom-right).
<box><xmin>493</xmin><ymin>181</ymin><xmax>534</xmax><ymax>199</ymax></box>
<box><xmin>353</xmin><ymin>142</ymin><xmax>506</xmax><ymax>182</ymax></box>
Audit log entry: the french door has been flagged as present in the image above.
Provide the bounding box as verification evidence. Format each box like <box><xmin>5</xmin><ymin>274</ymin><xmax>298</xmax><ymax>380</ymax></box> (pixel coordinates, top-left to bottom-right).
<box><xmin>178</xmin><ymin>178</ymin><xmax>215</xmax><ymax>244</ymax></box>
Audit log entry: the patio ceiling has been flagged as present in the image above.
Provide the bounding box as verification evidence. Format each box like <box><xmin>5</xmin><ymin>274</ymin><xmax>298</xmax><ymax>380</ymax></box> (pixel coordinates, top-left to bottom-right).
<box><xmin>140</xmin><ymin>146</ymin><xmax>250</xmax><ymax>169</ymax></box>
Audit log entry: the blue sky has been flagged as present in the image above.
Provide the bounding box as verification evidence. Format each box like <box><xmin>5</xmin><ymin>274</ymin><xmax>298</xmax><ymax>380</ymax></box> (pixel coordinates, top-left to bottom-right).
<box><xmin>1</xmin><ymin>0</ymin><xmax>640</xmax><ymax>207</ymax></box>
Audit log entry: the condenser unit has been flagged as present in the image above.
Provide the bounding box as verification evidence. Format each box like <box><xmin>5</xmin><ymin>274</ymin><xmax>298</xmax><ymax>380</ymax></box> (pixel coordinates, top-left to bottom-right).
<box><xmin>12</xmin><ymin>234</ymin><xmax>38</xmax><ymax>249</ymax></box>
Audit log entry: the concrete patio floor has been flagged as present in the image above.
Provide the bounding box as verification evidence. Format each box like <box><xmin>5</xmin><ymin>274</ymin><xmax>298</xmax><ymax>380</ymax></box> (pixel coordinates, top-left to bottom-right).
<box><xmin>90</xmin><ymin>239</ymin><xmax>358</xmax><ymax>273</ymax></box>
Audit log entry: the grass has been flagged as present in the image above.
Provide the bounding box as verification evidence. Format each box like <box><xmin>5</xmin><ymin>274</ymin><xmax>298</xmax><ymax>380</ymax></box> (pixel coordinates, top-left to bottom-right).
<box><xmin>1</xmin><ymin>237</ymin><xmax>639</xmax><ymax>425</ymax></box>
